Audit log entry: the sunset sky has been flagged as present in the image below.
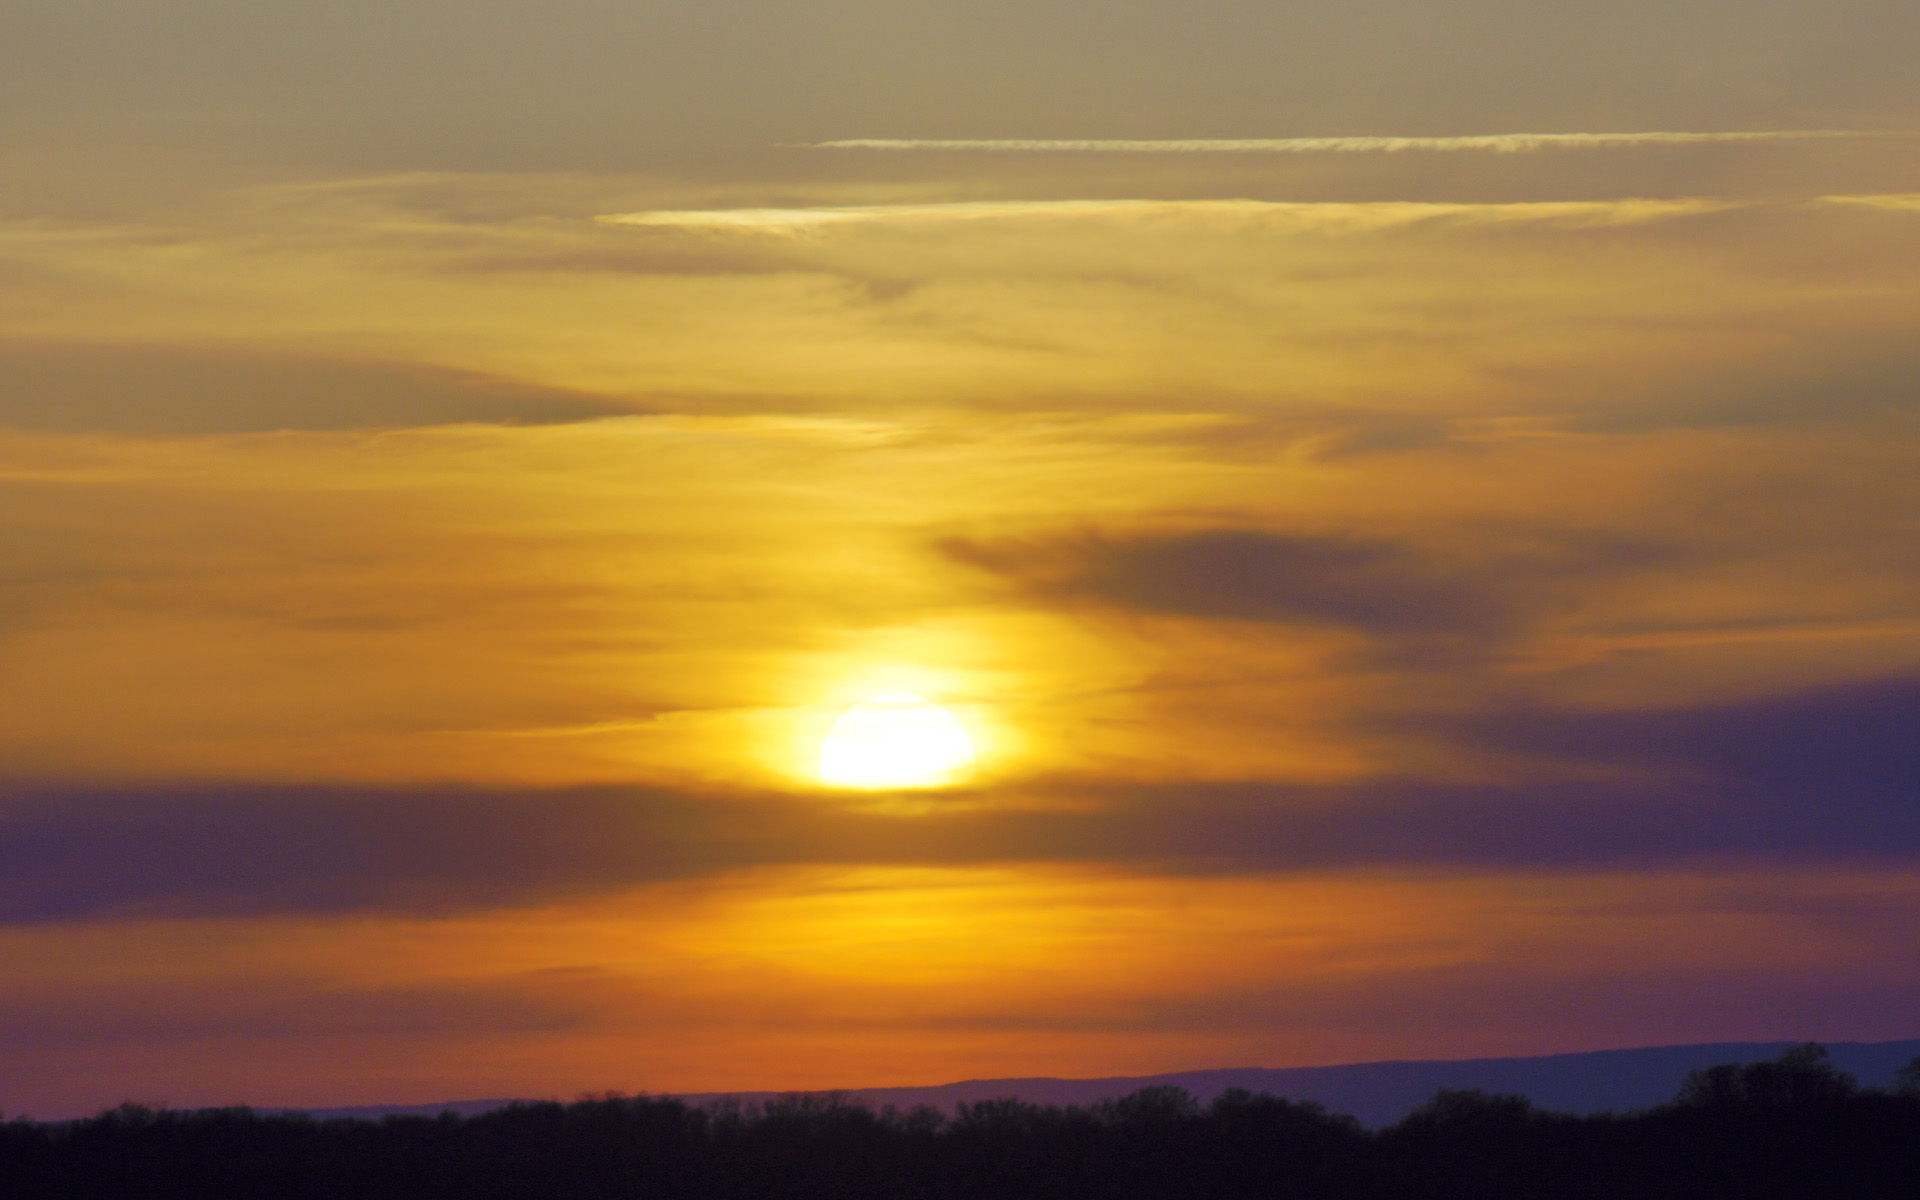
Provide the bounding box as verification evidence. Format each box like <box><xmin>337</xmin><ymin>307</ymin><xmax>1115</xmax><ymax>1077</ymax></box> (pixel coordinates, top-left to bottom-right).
<box><xmin>5</xmin><ymin>0</ymin><xmax>1920</xmax><ymax>1118</ymax></box>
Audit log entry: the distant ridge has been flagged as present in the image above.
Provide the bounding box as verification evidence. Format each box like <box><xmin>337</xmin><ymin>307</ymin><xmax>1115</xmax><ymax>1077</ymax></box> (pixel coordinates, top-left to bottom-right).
<box><xmin>303</xmin><ymin>1038</ymin><xmax>1920</xmax><ymax>1129</ymax></box>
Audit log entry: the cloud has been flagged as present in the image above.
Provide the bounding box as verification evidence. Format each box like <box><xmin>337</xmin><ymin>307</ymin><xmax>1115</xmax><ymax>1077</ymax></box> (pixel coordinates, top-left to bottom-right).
<box><xmin>598</xmin><ymin>200</ymin><xmax>1202</xmax><ymax>235</ymax></box>
<box><xmin>599</xmin><ymin>197</ymin><xmax>1736</xmax><ymax>236</ymax></box>
<box><xmin>0</xmin><ymin>340</ymin><xmax>621</xmax><ymax>434</ymax></box>
<box><xmin>1826</xmin><ymin>194</ymin><xmax>1920</xmax><ymax>212</ymax></box>
<box><xmin>940</xmin><ymin>527</ymin><xmax>1677</xmax><ymax>662</ymax></box>
<box><xmin>1000</xmin><ymin>675</ymin><xmax>1920</xmax><ymax>872</ymax></box>
<box><xmin>949</xmin><ymin>529</ymin><xmax>1503</xmax><ymax>634</ymax></box>
<box><xmin>1564</xmin><ymin>337</ymin><xmax>1920</xmax><ymax>434</ymax></box>
<box><xmin>1447</xmin><ymin>674</ymin><xmax>1920</xmax><ymax>808</ymax></box>
<box><xmin>813</xmin><ymin>132</ymin><xmax>1906</xmax><ymax>154</ymax></box>
<box><xmin>4</xmin><ymin>675</ymin><xmax>1918</xmax><ymax>923</ymax></box>
<box><xmin>0</xmin><ymin>977</ymin><xmax>590</xmax><ymax>1050</ymax></box>
<box><xmin>0</xmin><ymin>784</ymin><xmax>789</xmax><ymax>923</ymax></box>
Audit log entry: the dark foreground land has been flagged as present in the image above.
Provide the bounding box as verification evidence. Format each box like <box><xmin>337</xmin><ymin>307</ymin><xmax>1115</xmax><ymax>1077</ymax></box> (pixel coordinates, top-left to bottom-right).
<box><xmin>6</xmin><ymin>1046</ymin><xmax>1919</xmax><ymax>1199</ymax></box>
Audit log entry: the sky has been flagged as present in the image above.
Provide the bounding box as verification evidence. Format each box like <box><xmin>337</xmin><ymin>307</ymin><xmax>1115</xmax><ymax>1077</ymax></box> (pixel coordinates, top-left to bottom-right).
<box><xmin>3</xmin><ymin>0</ymin><xmax>1920</xmax><ymax>1118</ymax></box>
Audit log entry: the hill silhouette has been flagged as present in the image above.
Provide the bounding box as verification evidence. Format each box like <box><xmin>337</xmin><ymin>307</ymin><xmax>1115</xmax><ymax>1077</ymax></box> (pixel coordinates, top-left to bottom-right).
<box><xmin>303</xmin><ymin>1038</ymin><xmax>1920</xmax><ymax>1128</ymax></box>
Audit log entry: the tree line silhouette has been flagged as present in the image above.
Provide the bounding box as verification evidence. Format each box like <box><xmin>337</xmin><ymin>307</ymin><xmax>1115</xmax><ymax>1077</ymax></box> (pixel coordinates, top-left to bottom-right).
<box><xmin>5</xmin><ymin>1045</ymin><xmax>1918</xmax><ymax>1198</ymax></box>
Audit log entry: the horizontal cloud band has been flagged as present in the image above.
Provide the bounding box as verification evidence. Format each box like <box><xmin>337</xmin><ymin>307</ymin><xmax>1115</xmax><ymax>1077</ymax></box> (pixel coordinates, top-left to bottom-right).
<box><xmin>811</xmin><ymin>131</ymin><xmax>1907</xmax><ymax>154</ymax></box>
<box><xmin>600</xmin><ymin>197</ymin><xmax>1738</xmax><ymax>235</ymax></box>
<box><xmin>3</xmin><ymin>676</ymin><xmax>1917</xmax><ymax>924</ymax></box>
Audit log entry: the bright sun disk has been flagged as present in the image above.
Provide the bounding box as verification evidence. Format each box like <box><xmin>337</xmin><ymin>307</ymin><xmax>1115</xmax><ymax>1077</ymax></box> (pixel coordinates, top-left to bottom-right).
<box><xmin>818</xmin><ymin>693</ymin><xmax>975</xmax><ymax>789</ymax></box>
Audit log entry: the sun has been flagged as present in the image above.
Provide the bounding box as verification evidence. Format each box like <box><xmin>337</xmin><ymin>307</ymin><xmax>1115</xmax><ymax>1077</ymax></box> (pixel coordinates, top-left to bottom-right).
<box><xmin>818</xmin><ymin>693</ymin><xmax>976</xmax><ymax>789</ymax></box>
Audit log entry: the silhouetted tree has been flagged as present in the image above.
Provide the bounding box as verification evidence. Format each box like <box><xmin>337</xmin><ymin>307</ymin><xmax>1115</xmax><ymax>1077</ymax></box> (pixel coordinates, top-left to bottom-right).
<box><xmin>1893</xmin><ymin>1055</ymin><xmax>1920</xmax><ymax>1096</ymax></box>
<box><xmin>6</xmin><ymin>1066</ymin><xmax>1920</xmax><ymax>1200</ymax></box>
<box><xmin>1675</xmin><ymin>1043</ymin><xmax>1857</xmax><ymax>1107</ymax></box>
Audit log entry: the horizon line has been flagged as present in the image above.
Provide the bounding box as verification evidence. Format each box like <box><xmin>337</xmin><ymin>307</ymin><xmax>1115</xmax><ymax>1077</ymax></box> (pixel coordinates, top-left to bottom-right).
<box><xmin>285</xmin><ymin>1036</ymin><xmax>1920</xmax><ymax>1118</ymax></box>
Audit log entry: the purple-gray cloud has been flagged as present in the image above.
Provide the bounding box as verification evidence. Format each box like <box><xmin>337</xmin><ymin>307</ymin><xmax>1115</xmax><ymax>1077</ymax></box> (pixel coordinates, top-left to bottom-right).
<box><xmin>941</xmin><ymin>527</ymin><xmax>1679</xmax><ymax>662</ymax></box>
<box><xmin>3</xmin><ymin>676</ymin><xmax>1917</xmax><ymax>922</ymax></box>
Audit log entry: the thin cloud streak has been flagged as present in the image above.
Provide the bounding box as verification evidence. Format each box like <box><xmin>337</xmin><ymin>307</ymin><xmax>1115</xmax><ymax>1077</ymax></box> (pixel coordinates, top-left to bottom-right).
<box><xmin>1824</xmin><ymin>193</ymin><xmax>1920</xmax><ymax>212</ymax></box>
<box><xmin>599</xmin><ymin>197</ymin><xmax>1736</xmax><ymax>235</ymax></box>
<box><xmin>814</xmin><ymin>131</ymin><xmax>1907</xmax><ymax>154</ymax></box>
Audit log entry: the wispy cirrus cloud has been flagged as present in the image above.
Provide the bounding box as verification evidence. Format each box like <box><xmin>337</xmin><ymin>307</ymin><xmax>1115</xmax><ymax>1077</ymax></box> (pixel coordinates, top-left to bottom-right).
<box><xmin>599</xmin><ymin>197</ymin><xmax>1734</xmax><ymax>235</ymax></box>
<box><xmin>812</xmin><ymin>131</ymin><xmax>1906</xmax><ymax>154</ymax></box>
<box><xmin>1824</xmin><ymin>193</ymin><xmax>1920</xmax><ymax>212</ymax></box>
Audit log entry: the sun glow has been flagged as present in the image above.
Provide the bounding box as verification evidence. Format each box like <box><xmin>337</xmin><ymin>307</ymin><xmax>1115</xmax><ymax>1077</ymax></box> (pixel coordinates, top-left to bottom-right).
<box><xmin>817</xmin><ymin>694</ymin><xmax>976</xmax><ymax>789</ymax></box>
